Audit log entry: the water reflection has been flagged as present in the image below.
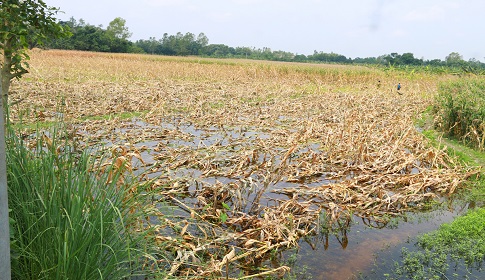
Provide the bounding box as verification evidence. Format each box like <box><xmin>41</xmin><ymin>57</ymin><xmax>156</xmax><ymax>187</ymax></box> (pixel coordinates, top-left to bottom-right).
<box><xmin>290</xmin><ymin>197</ymin><xmax>474</xmax><ymax>280</ymax></box>
<box><xmin>77</xmin><ymin>118</ymin><xmax>474</xmax><ymax>278</ymax></box>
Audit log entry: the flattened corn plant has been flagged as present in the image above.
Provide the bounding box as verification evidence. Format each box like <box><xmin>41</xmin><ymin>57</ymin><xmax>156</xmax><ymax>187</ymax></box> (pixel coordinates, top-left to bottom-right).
<box><xmin>9</xmin><ymin>50</ymin><xmax>476</xmax><ymax>278</ymax></box>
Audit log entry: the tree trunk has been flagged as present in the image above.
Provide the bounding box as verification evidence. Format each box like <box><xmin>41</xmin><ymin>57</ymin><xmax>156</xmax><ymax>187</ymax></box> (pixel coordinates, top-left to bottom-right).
<box><xmin>1</xmin><ymin>41</ymin><xmax>12</xmax><ymax>115</ymax></box>
<box><xmin>1</xmin><ymin>70</ymin><xmax>10</xmax><ymax>114</ymax></box>
<box><xmin>0</xmin><ymin>65</ymin><xmax>11</xmax><ymax>280</ymax></box>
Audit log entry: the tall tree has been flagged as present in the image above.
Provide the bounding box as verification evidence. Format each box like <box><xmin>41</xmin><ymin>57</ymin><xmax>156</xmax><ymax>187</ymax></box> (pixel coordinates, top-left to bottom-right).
<box><xmin>0</xmin><ymin>1</ymin><xmax>68</xmax><ymax>278</ymax></box>
<box><xmin>196</xmin><ymin>32</ymin><xmax>209</xmax><ymax>47</ymax></box>
<box><xmin>1</xmin><ymin>0</ymin><xmax>68</xmax><ymax>110</ymax></box>
<box><xmin>401</xmin><ymin>52</ymin><xmax>422</xmax><ymax>65</ymax></box>
<box><xmin>107</xmin><ymin>17</ymin><xmax>132</xmax><ymax>40</ymax></box>
<box><xmin>445</xmin><ymin>52</ymin><xmax>465</xmax><ymax>66</ymax></box>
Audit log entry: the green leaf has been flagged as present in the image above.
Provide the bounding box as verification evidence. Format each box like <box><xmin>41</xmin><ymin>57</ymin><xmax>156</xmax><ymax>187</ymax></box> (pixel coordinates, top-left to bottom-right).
<box><xmin>221</xmin><ymin>202</ymin><xmax>230</xmax><ymax>210</ymax></box>
<box><xmin>220</xmin><ymin>212</ymin><xmax>228</xmax><ymax>223</ymax></box>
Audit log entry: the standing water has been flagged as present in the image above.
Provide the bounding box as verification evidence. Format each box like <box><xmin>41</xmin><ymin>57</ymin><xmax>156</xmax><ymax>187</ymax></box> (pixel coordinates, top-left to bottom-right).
<box><xmin>89</xmin><ymin>118</ymin><xmax>476</xmax><ymax>279</ymax></box>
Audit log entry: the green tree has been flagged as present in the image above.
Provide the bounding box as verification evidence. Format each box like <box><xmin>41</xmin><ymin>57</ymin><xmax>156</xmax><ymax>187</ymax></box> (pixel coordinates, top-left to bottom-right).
<box><xmin>234</xmin><ymin>46</ymin><xmax>253</xmax><ymax>58</ymax></box>
<box><xmin>202</xmin><ymin>44</ymin><xmax>235</xmax><ymax>57</ymax></box>
<box><xmin>71</xmin><ymin>25</ymin><xmax>111</xmax><ymax>52</ymax></box>
<box><xmin>194</xmin><ymin>33</ymin><xmax>209</xmax><ymax>55</ymax></box>
<box><xmin>48</xmin><ymin>18</ymin><xmax>134</xmax><ymax>53</ymax></box>
<box><xmin>445</xmin><ymin>52</ymin><xmax>464</xmax><ymax>66</ymax></box>
<box><xmin>0</xmin><ymin>1</ymin><xmax>68</xmax><ymax>278</ymax></box>
<box><xmin>383</xmin><ymin>52</ymin><xmax>400</xmax><ymax>65</ymax></box>
<box><xmin>310</xmin><ymin>51</ymin><xmax>349</xmax><ymax>63</ymax></box>
<box><xmin>106</xmin><ymin>17</ymin><xmax>132</xmax><ymax>40</ymax></box>
<box><xmin>400</xmin><ymin>52</ymin><xmax>422</xmax><ymax>65</ymax></box>
<box><xmin>0</xmin><ymin>0</ymin><xmax>68</xmax><ymax>110</ymax></box>
<box><xmin>180</xmin><ymin>32</ymin><xmax>194</xmax><ymax>55</ymax></box>
<box><xmin>196</xmin><ymin>32</ymin><xmax>209</xmax><ymax>48</ymax></box>
<box><xmin>135</xmin><ymin>37</ymin><xmax>159</xmax><ymax>54</ymax></box>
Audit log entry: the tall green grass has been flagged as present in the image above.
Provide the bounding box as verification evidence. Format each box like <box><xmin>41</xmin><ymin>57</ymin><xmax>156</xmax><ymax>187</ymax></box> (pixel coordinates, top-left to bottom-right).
<box><xmin>435</xmin><ymin>77</ymin><xmax>485</xmax><ymax>150</ymax></box>
<box><xmin>7</xmin><ymin>126</ymin><xmax>163</xmax><ymax>279</ymax></box>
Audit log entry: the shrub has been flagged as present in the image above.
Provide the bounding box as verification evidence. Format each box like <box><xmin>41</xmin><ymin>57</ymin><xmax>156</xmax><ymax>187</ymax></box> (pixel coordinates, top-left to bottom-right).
<box><xmin>435</xmin><ymin>78</ymin><xmax>485</xmax><ymax>150</ymax></box>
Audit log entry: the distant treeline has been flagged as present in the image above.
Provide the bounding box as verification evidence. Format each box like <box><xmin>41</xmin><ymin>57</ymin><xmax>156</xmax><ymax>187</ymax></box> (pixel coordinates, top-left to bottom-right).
<box><xmin>46</xmin><ymin>17</ymin><xmax>485</xmax><ymax>70</ymax></box>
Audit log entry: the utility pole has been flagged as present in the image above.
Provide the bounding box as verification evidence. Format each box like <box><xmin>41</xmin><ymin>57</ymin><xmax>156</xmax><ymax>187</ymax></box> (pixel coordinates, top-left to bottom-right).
<box><xmin>0</xmin><ymin>79</ymin><xmax>11</xmax><ymax>280</ymax></box>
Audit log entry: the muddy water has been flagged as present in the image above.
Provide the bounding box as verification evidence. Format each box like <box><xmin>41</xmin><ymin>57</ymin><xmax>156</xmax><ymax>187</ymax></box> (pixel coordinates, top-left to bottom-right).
<box><xmin>100</xmin><ymin>119</ymin><xmax>475</xmax><ymax>278</ymax></box>
<box><xmin>292</xmin><ymin>204</ymin><xmax>466</xmax><ymax>279</ymax></box>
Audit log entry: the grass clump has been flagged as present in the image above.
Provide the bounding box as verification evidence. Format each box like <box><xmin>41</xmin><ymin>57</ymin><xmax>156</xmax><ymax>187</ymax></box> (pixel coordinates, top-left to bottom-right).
<box><xmin>435</xmin><ymin>78</ymin><xmax>485</xmax><ymax>150</ymax></box>
<box><xmin>390</xmin><ymin>208</ymin><xmax>485</xmax><ymax>279</ymax></box>
<box><xmin>8</xmin><ymin>125</ymin><xmax>162</xmax><ymax>279</ymax></box>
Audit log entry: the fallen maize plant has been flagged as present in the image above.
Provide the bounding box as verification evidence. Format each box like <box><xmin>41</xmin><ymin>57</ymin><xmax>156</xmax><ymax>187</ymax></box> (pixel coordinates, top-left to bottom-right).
<box><xmin>10</xmin><ymin>50</ymin><xmax>478</xmax><ymax>278</ymax></box>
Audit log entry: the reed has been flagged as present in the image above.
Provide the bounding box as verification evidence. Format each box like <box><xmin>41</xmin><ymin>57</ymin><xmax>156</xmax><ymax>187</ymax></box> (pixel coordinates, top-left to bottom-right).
<box><xmin>8</xmin><ymin>123</ymin><xmax>162</xmax><ymax>279</ymax></box>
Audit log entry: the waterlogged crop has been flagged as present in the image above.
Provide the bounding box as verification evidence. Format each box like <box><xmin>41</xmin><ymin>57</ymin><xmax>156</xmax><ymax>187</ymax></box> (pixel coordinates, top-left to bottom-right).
<box><xmin>9</xmin><ymin>50</ymin><xmax>475</xmax><ymax>278</ymax></box>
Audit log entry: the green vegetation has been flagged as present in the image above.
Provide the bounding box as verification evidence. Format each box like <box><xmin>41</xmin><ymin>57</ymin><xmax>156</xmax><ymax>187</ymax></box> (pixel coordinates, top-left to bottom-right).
<box><xmin>47</xmin><ymin>17</ymin><xmax>136</xmax><ymax>53</ymax></box>
<box><xmin>387</xmin><ymin>95</ymin><xmax>485</xmax><ymax>279</ymax></box>
<box><xmin>79</xmin><ymin>111</ymin><xmax>146</xmax><ymax>121</ymax></box>
<box><xmin>387</xmin><ymin>173</ymin><xmax>485</xmax><ymax>279</ymax></box>
<box><xmin>8</xmin><ymin>124</ymin><xmax>163</xmax><ymax>279</ymax></box>
<box><xmin>44</xmin><ymin>17</ymin><xmax>485</xmax><ymax>70</ymax></box>
<box><xmin>1</xmin><ymin>0</ymin><xmax>69</xmax><ymax>108</ymax></box>
<box><xmin>1</xmin><ymin>1</ymin><xmax>71</xmax><ymax>277</ymax></box>
<box><xmin>435</xmin><ymin>78</ymin><xmax>485</xmax><ymax>150</ymax></box>
<box><xmin>422</xmin><ymin>129</ymin><xmax>485</xmax><ymax>167</ymax></box>
<box><xmin>390</xmin><ymin>208</ymin><xmax>485</xmax><ymax>280</ymax></box>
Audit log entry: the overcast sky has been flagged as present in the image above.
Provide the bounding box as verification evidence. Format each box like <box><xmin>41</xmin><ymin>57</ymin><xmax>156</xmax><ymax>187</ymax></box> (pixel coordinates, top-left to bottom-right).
<box><xmin>43</xmin><ymin>0</ymin><xmax>485</xmax><ymax>61</ymax></box>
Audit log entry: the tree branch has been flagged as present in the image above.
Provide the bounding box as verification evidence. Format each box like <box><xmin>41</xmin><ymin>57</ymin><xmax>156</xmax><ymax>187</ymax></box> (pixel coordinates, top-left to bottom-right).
<box><xmin>10</xmin><ymin>69</ymin><xmax>28</xmax><ymax>79</ymax></box>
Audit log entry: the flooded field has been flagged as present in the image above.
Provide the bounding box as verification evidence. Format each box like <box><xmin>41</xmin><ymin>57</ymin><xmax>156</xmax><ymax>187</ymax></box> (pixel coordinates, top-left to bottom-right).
<box><xmin>74</xmin><ymin>117</ymin><xmax>474</xmax><ymax>279</ymax></box>
<box><xmin>11</xmin><ymin>50</ymin><xmax>476</xmax><ymax>278</ymax></box>
<box><xmin>293</xmin><ymin>201</ymin><xmax>469</xmax><ymax>279</ymax></box>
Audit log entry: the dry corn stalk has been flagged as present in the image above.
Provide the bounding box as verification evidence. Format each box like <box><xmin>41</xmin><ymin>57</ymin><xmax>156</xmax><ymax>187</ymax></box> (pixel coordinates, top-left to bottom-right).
<box><xmin>10</xmin><ymin>50</ymin><xmax>477</xmax><ymax>278</ymax></box>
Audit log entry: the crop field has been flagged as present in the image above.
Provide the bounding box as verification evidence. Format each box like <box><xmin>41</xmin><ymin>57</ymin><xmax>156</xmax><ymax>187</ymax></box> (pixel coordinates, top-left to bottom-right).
<box><xmin>10</xmin><ymin>50</ymin><xmax>474</xmax><ymax>278</ymax></box>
